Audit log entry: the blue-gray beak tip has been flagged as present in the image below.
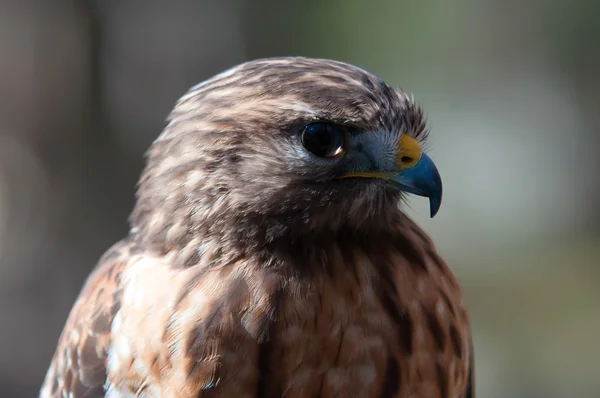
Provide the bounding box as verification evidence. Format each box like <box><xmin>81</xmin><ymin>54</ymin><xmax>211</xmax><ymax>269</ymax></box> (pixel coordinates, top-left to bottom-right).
<box><xmin>391</xmin><ymin>152</ymin><xmax>443</xmax><ymax>218</ymax></box>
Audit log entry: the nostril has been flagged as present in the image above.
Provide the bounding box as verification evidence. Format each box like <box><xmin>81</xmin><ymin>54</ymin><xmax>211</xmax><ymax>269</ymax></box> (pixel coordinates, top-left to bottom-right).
<box><xmin>401</xmin><ymin>156</ymin><xmax>413</xmax><ymax>164</ymax></box>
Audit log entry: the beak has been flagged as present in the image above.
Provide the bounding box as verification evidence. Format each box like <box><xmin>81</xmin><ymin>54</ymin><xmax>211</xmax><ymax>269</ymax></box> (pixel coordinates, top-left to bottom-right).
<box><xmin>391</xmin><ymin>135</ymin><xmax>443</xmax><ymax>218</ymax></box>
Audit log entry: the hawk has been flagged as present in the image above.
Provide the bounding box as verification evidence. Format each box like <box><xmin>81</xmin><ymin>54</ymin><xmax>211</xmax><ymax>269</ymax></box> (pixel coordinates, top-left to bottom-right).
<box><xmin>40</xmin><ymin>57</ymin><xmax>474</xmax><ymax>398</ymax></box>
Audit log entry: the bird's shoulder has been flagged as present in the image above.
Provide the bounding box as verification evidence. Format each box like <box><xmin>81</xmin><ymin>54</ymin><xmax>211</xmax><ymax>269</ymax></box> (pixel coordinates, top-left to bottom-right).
<box><xmin>41</xmin><ymin>235</ymin><xmax>277</xmax><ymax>397</ymax></box>
<box><xmin>39</xmin><ymin>238</ymin><xmax>138</xmax><ymax>398</ymax></box>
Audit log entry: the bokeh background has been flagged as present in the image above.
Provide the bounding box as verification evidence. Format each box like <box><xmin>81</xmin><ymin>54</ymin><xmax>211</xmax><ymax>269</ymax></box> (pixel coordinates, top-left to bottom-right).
<box><xmin>1</xmin><ymin>0</ymin><xmax>599</xmax><ymax>396</ymax></box>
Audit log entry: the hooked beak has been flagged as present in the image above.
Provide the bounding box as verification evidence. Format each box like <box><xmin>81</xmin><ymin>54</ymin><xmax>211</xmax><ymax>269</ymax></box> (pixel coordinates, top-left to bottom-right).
<box><xmin>390</xmin><ymin>135</ymin><xmax>442</xmax><ymax>217</ymax></box>
<box><xmin>340</xmin><ymin>133</ymin><xmax>443</xmax><ymax>218</ymax></box>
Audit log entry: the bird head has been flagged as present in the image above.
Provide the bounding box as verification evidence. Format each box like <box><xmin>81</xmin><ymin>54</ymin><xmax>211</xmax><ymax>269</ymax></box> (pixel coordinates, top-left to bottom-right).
<box><xmin>130</xmin><ymin>57</ymin><xmax>442</xmax><ymax>251</ymax></box>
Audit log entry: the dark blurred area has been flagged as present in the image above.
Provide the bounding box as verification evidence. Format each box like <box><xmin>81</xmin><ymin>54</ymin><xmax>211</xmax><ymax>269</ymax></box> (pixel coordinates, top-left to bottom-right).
<box><xmin>1</xmin><ymin>0</ymin><xmax>599</xmax><ymax>397</ymax></box>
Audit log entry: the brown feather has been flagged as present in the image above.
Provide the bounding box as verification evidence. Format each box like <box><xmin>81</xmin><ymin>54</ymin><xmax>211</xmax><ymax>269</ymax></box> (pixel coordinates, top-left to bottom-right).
<box><xmin>40</xmin><ymin>240</ymin><xmax>132</xmax><ymax>397</ymax></box>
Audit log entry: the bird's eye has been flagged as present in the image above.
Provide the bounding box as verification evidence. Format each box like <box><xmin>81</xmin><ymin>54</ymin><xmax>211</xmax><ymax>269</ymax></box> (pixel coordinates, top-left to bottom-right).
<box><xmin>300</xmin><ymin>122</ymin><xmax>346</xmax><ymax>158</ymax></box>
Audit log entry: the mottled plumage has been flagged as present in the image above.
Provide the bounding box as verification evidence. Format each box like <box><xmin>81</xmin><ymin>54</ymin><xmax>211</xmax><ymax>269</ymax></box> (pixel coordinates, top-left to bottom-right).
<box><xmin>40</xmin><ymin>57</ymin><xmax>474</xmax><ymax>398</ymax></box>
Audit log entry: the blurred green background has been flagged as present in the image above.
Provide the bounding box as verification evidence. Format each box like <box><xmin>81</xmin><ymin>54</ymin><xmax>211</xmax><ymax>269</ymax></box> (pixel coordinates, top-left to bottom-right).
<box><xmin>1</xmin><ymin>0</ymin><xmax>599</xmax><ymax>396</ymax></box>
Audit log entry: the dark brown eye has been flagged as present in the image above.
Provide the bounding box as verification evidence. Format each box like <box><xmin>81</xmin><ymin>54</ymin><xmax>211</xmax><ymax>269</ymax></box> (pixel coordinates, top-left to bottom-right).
<box><xmin>300</xmin><ymin>122</ymin><xmax>345</xmax><ymax>158</ymax></box>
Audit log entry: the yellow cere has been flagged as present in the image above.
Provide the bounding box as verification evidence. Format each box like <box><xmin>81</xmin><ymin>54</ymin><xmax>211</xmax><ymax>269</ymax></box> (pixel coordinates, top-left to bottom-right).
<box><xmin>395</xmin><ymin>134</ymin><xmax>423</xmax><ymax>170</ymax></box>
